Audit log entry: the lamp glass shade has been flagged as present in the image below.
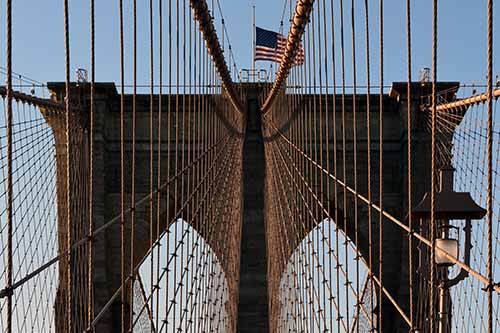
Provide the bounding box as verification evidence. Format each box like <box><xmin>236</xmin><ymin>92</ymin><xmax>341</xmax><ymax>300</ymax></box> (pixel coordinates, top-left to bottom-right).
<box><xmin>435</xmin><ymin>238</ymin><xmax>459</xmax><ymax>266</ymax></box>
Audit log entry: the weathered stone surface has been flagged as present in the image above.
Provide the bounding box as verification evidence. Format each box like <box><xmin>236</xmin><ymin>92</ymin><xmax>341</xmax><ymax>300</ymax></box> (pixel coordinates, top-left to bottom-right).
<box><xmin>238</xmin><ymin>85</ymin><xmax>269</xmax><ymax>332</ymax></box>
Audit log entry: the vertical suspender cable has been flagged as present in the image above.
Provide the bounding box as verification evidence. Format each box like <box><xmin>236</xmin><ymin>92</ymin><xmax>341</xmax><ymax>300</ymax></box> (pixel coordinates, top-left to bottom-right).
<box><xmin>328</xmin><ymin>1</ymin><xmax>341</xmax><ymax>330</ymax></box>
<box><xmin>63</xmin><ymin>0</ymin><xmax>73</xmax><ymax>331</ymax></box>
<box><xmin>173</xmin><ymin>0</ymin><xmax>180</xmax><ymax>326</ymax></box>
<box><xmin>185</xmin><ymin>6</ymin><xmax>192</xmax><ymax>329</ymax></box>
<box><xmin>149</xmin><ymin>0</ymin><xmax>155</xmax><ymax>327</ymax></box>
<box><xmin>363</xmin><ymin>0</ymin><xmax>374</xmax><ymax>330</ymax></box>
<box><xmin>486</xmin><ymin>0</ymin><xmax>494</xmax><ymax>331</ymax></box>
<box><xmin>430</xmin><ymin>0</ymin><xmax>438</xmax><ymax>331</ymax></box>
<box><xmin>315</xmin><ymin>1</ymin><xmax>328</xmax><ymax>330</ymax></box>
<box><xmin>164</xmin><ymin>0</ymin><xmax>172</xmax><ymax>327</ymax></box>
<box><xmin>5</xmin><ymin>0</ymin><xmax>13</xmax><ymax>332</ymax></box>
<box><xmin>406</xmin><ymin>0</ymin><xmax>414</xmax><ymax>329</ymax></box>
<box><xmin>350</xmin><ymin>1</ymin><xmax>360</xmax><ymax>330</ymax></box>
<box><xmin>320</xmin><ymin>0</ymin><xmax>333</xmax><ymax>329</ymax></box>
<box><xmin>88</xmin><ymin>0</ymin><xmax>95</xmax><ymax>329</ymax></box>
<box><xmin>338</xmin><ymin>0</ymin><xmax>350</xmax><ymax>328</ymax></box>
<box><xmin>179</xmin><ymin>1</ymin><xmax>187</xmax><ymax>327</ymax></box>
<box><xmin>119</xmin><ymin>0</ymin><xmax>126</xmax><ymax>330</ymax></box>
<box><xmin>156</xmin><ymin>0</ymin><xmax>163</xmax><ymax>330</ymax></box>
<box><xmin>130</xmin><ymin>0</ymin><xmax>138</xmax><ymax>328</ymax></box>
<box><xmin>378</xmin><ymin>0</ymin><xmax>384</xmax><ymax>330</ymax></box>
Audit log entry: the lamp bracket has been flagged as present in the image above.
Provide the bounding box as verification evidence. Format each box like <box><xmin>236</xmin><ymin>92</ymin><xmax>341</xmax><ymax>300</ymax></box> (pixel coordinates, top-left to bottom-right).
<box><xmin>444</xmin><ymin>268</ymin><xmax>469</xmax><ymax>288</ymax></box>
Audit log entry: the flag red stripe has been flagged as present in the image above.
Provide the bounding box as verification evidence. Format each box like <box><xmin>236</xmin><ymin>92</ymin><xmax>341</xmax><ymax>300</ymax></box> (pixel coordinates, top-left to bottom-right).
<box><xmin>256</xmin><ymin>47</ymin><xmax>304</xmax><ymax>56</ymax></box>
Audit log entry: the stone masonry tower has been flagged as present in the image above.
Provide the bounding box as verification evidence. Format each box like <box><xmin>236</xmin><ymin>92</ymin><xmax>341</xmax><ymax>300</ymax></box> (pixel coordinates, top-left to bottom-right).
<box><xmin>44</xmin><ymin>81</ymin><xmax>461</xmax><ymax>332</ymax></box>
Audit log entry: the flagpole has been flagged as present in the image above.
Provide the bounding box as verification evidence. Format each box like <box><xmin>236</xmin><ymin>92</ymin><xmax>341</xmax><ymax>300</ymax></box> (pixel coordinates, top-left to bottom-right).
<box><xmin>252</xmin><ymin>4</ymin><xmax>256</xmax><ymax>80</ymax></box>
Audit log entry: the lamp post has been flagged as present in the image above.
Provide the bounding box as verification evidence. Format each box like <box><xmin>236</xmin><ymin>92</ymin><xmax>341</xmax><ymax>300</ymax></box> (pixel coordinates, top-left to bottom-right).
<box><xmin>412</xmin><ymin>165</ymin><xmax>486</xmax><ymax>333</ymax></box>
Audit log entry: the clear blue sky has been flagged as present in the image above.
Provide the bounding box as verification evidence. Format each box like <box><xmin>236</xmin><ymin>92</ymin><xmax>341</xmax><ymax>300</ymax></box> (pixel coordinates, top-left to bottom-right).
<box><xmin>0</xmin><ymin>0</ymin><xmax>498</xmax><ymax>93</ymax></box>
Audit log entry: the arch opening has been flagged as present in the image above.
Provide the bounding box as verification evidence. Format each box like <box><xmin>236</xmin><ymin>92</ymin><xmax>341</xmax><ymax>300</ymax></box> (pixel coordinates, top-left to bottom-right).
<box><xmin>135</xmin><ymin>218</ymin><xmax>231</xmax><ymax>332</ymax></box>
<box><xmin>277</xmin><ymin>218</ymin><xmax>375</xmax><ymax>333</ymax></box>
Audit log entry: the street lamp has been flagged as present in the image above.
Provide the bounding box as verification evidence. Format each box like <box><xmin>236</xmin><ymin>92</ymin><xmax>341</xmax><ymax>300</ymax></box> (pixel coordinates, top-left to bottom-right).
<box><xmin>412</xmin><ymin>165</ymin><xmax>486</xmax><ymax>333</ymax></box>
<box><xmin>434</xmin><ymin>224</ymin><xmax>459</xmax><ymax>266</ymax></box>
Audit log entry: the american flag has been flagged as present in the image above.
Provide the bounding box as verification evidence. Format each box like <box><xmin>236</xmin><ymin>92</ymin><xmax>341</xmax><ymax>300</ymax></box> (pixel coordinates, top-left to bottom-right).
<box><xmin>255</xmin><ymin>26</ymin><xmax>305</xmax><ymax>65</ymax></box>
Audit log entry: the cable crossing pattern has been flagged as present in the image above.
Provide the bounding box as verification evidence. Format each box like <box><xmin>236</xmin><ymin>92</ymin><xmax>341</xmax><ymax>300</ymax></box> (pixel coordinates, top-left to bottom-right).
<box><xmin>0</xmin><ymin>0</ymin><xmax>499</xmax><ymax>332</ymax></box>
